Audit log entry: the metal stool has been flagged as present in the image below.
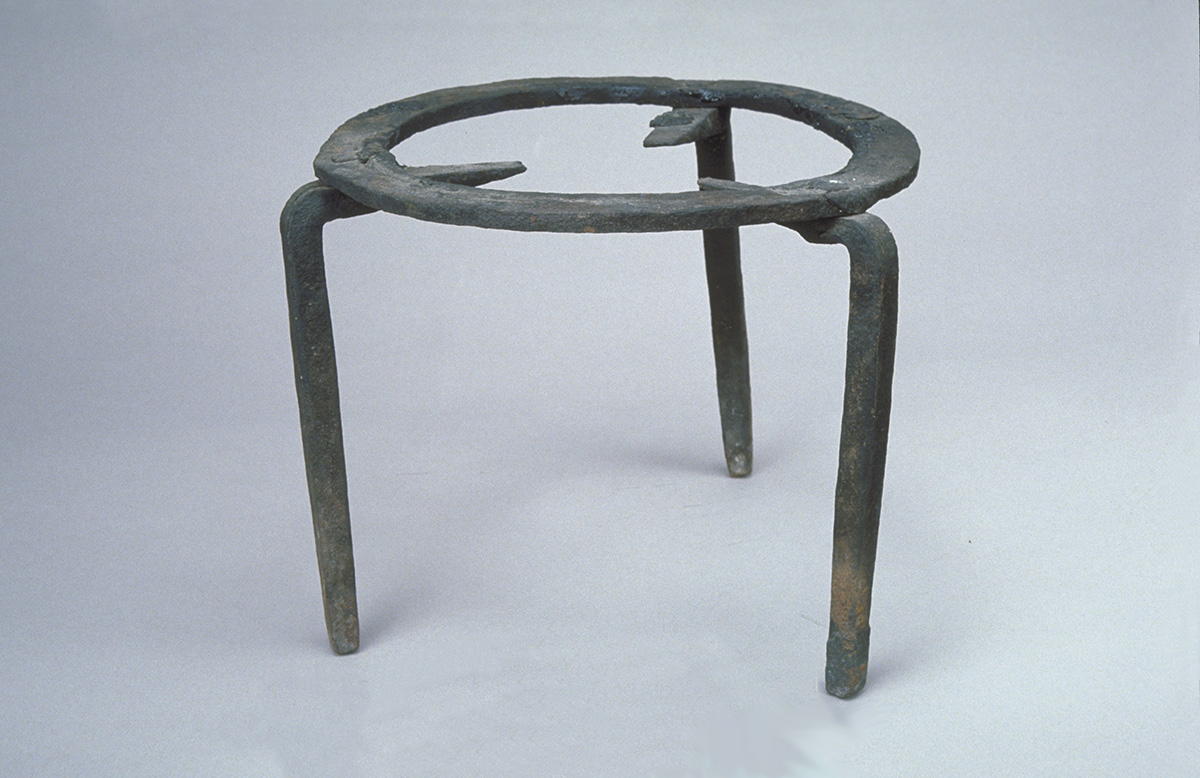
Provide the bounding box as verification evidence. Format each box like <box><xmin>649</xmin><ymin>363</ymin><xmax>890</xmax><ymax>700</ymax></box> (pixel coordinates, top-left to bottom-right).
<box><xmin>280</xmin><ymin>77</ymin><xmax>918</xmax><ymax>697</ymax></box>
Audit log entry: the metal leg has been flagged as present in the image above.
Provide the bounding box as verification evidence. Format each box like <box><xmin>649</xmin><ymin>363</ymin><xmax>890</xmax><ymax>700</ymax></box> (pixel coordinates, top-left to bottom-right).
<box><xmin>280</xmin><ymin>181</ymin><xmax>375</xmax><ymax>654</ymax></box>
<box><xmin>695</xmin><ymin>108</ymin><xmax>752</xmax><ymax>477</ymax></box>
<box><xmin>787</xmin><ymin>214</ymin><xmax>898</xmax><ymax>698</ymax></box>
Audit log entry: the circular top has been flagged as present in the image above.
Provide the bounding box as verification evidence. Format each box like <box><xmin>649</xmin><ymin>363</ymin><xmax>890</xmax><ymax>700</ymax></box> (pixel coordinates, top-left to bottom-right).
<box><xmin>314</xmin><ymin>77</ymin><xmax>919</xmax><ymax>233</ymax></box>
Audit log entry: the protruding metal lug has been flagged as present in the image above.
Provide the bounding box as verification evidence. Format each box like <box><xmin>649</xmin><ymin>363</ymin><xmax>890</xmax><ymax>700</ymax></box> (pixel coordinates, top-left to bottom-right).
<box><xmin>698</xmin><ymin>177</ymin><xmax>775</xmax><ymax>194</ymax></box>
<box><xmin>643</xmin><ymin>108</ymin><xmax>724</xmax><ymax>147</ymax></box>
<box><xmin>404</xmin><ymin>161</ymin><xmax>527</xmax><ymax>186</ymax></box>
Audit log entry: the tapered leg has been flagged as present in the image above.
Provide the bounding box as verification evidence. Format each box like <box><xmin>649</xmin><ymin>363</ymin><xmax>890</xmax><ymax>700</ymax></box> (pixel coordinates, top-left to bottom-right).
<box><xmin>788</xmin><ymin>214</ymin><xmax>898</xmax><ymax>698</ymax></box>
<box><xmin>280</xmin><ymin>181</ymin><xmax>375</xmax><ymax>654</ymax></box>
<box><xmin>695</xmin><ymin>108</ymin><xmax>752</xmax><ymax>477</ymax></box>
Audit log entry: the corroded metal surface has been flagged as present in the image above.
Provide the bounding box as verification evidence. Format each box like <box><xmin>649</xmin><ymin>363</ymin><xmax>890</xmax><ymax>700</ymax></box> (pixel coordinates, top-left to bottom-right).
<box><xmin>284</xmin><ymin>78</ymin><xmax>917</xmax><ymax>698</ymax></box>
<box><xmin>786</xmin><ymin>214</ymin><xmax>898</xmax><ymax>697</ymax></box>
<box><xmin>689</xmin><ymin>108</ymin><xmax>752</xmax><ymax>477</ymax></box>
<box><xmin>643</xmin><ymin>107</ymin><xmax>725</xmax><ymax>147</ymax></box>
<box><xmin>280</xmin><ymin>182</ymin><xmax>372</xmax><ymax>655</ymax></box>
<box><xmin>313</xmin><ymin>77</ymin><xmax>919</xmax><ymax>232</ymax></box>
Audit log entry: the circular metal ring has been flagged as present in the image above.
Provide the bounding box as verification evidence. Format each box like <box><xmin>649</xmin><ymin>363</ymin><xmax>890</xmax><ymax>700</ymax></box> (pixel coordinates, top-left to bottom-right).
<box><xmin>314</xmin><ymin>77</ymin><xmax>919</xmax><ymax>233</ymax></box>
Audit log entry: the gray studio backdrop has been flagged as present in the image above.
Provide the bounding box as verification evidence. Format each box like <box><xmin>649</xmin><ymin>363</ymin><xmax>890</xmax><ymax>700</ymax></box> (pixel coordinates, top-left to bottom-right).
<box><xmin>2</xmin><ymin>1</ymin><xmax>1197</xmax><ymax>776</ymax></box>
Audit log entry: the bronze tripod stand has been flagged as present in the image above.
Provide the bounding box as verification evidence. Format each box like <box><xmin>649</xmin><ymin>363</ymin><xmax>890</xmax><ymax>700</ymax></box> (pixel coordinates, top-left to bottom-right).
<box><xmin>281</xmin><ymin>77</ymin><xmax>918</xmax><ymax>697</ymax></box>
